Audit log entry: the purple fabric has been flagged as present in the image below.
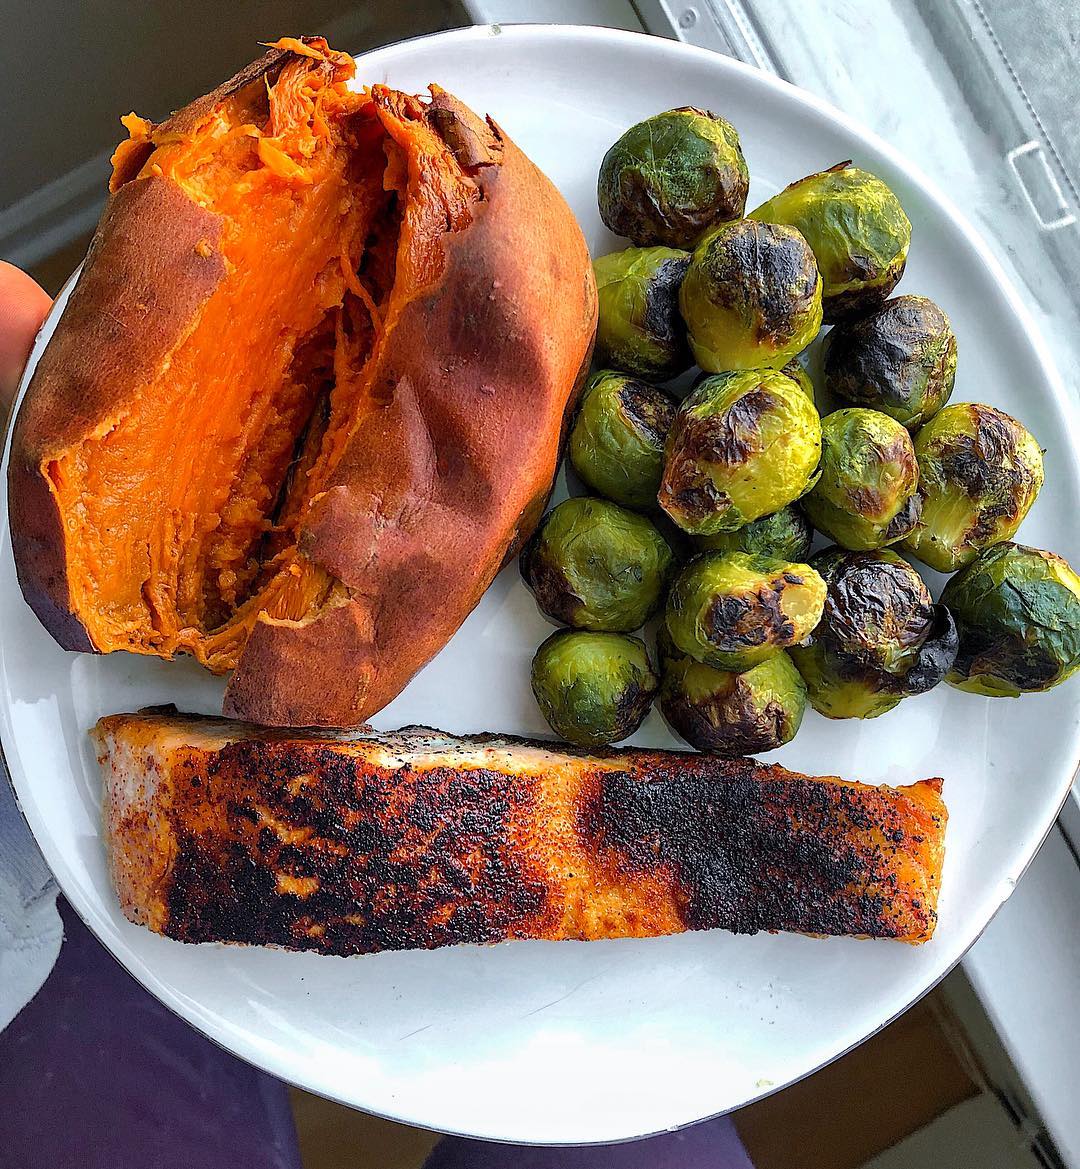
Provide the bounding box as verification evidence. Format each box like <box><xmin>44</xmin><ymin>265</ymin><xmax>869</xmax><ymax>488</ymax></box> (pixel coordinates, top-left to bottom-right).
<box><xmin>425</xmin><ymin>1118</ymin><xmax>755</xmax><ymax>1169</ymax></box>
<box><xmin>0</xmin><ymin>899</ymin><xmax>302</xmax><ymax>1169</ymax></box>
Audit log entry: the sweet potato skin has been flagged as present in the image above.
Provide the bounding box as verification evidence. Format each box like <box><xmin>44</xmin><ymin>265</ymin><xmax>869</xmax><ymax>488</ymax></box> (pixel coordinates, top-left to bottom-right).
<box><xmin>8</xmin><ymin>44</ymin><xmax>597</xmax><ymax>727</ymax></box>
<box><xmin>95</xmin><ymin>710</ymin><xmax>948</xmax><ymax>952</ymax></box>
<box><xmin>225</xmin><ymin>99</ymin><xmax>597</xmax><ymax>725</ymax></box>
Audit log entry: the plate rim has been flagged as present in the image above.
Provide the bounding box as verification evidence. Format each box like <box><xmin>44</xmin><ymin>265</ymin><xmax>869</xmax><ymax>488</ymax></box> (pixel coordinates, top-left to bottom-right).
<box><xmin>3</xmin><ymin>21</ymin><xmax>1079</xmax><ymax>1145</ymax></box>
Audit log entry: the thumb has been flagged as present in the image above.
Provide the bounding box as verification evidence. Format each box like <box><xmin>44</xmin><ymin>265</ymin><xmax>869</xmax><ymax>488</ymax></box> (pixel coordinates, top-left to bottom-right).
<box><xmin>0</xmin><ymin>262</ymin><xmax>52</xmax><ymax>417</ymax></box>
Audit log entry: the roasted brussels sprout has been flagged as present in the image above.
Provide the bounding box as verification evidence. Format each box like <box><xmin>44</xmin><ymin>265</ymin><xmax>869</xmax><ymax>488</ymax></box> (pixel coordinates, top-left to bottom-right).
<box><xmin>687</xmin><ymin>361</ymin><xmax>813</xmax><ymax>406</ymax></box>
<box><xmin>531</xmin><ymin>629</ymin><xmax>658</xmax><ymax>746</ymax></box>
<box><xmin>824</xmin><ymin>295</ymin><xmax>956</xmax><ymax>429</ymax></box>
<box><xmin>658</xmin><ymin>369</ymin><xmax>822</xmax><ymax>536</ymax></box>
<box><xmin>750</xmin><ymin>162</ymin><xmax>911</xmax><ymax>322</ymax></box>
<box><xmin>593</xmin><ymin>247</ymin><xmax>693</xmax><ymax>380</ymax></box>
<box><xmin>693</xmin><ymin>505</ymin><xmax>813</xmax><ymax>562</ymax></box>
<box><xmin>901</xmin><ymin>403</ymin><xmax>1044</xmax><ymax>573</ymax></box>
<box><xmin>941</xmin><ymin>542</ymin><xmax>1080</xmax><ymax>696</ymax></box>
<box><xmin>520</xmin><ymin>497</ymin><xmax>673</xmax><ymax>631</ymax></box>
<box><xmin>783</xmin><ymin>358</ymin><xmax>816</xmax><ymax>406</ymax></box>
<box><xmin>569</xmin><ymin>372</ymin><xmax>677</xmax><ymax>510</ymax></box>
<box><xmin>801</xmin><ymin>408</ymin><xmax>921</xmax><ymax>551</ymax></box>
<box><xmin>789</xmin><ymin>547</ymin><xmax>958</xmax><ymax>719</ymax></box>
<box><xmin>597</xmin><ymin>107</ymin><xmax>749</xmax><ymax>249</ymax></box>
<box><xmin>665</xmin><ymin>551</ymin><xmax>827</xmax><ymax>671</ymax></box>
<box><xmin>658</xmin><ymin>626</ymin><xmax>806</xmax><ymax>755</ymax></box>
<box><xmin>679</xmin><ymin>219</ymin><xmax>823</xmax><ymax>371</ymax></box>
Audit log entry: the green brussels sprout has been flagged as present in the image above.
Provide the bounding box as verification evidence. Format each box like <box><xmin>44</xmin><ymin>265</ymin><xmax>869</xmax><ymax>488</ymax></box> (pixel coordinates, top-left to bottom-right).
<box><xmin>688</xmin><ymin>361</ymin><xmax>815</xmax><ymax>406</ymax></box>
<box><xmin>531</xmin><ymin>629</ymin><xmax>658</xmax><ymax>746</ymax></box>
<box><xmin>941</xmin><ymin>542</ymin><xmax>1080</xmax><ymax>696</ymax></box>
<box><xmin>679</xmin><ymin>219</ymin><xmax>823</xmax><ymax>372</ymax></box>
<box><xmin>657</xmin><ymin>626</ymin><xmax>806</xmax><ymax>756</ymax></box>
<box><xmin>824</xmin><ymin>295</ymin><xmax>957</xmax><ymax>429</ymax></box>
<box><xmin>658</xmin><ymin>369</ymin><xmax>822</xmax><ymax>536</ymax></box>
<box><xmin>593</xmin><ymin>247</ymin><xmax>693</xmax><ymax>380</ymax></box>
<box><xmin>789</xmin><ymin>547</ymin><xmax>958</xmax><ymax>719</ymax></box>
<box><xmin>597</xmin><ymin>107</ymin><xmax>749</xmax><ymax>249</ymax></box>
<box><xmin>693</xmin><ymin>505</ymin><xmax>813</xmax><ymax>563</ymax></box>
<box><xmin>801</xmin><ymin>408</ymin><xmax>921</xmax><ymax>551</ymax></box>
<box><xmin>750</xmin><ymin>161</ymin><xmax>911</xmax><ymax>322</ymax></box>
<box><xmin>782</xmin><ymin>358</ymin><xmax>817</xmax><ymax>406</ymax></box>
<box><xmin>520</xmin><ymin>497</ymin><xmax>673</xmax><ymax>631</ymax></box>
<box><xmin>665</xmin><ymin>550</ymin><xmax>827</xmax><ymax>671</ymax></box>
<box><xmin>568</xmin><ymin>371</ymin><xmax>677</xmax><ymax>510</ymax></box>
<box><xmin>901</xmin><ymin>403</ymin><xmax>1044</xmax><ymax>573</ymax></box>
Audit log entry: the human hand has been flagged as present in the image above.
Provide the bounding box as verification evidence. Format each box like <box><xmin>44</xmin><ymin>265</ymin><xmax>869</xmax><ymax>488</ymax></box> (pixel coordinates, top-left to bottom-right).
<box><xmin>0</xmin><ymin>262</ymin><xmax>51</xmax><ymax>417</ymax></box>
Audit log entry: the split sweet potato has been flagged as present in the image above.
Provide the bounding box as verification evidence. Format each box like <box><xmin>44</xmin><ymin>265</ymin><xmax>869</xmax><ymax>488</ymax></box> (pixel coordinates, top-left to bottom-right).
<box><xmin>10</xmin><ymin>37</ymin><xmax>597</xmax><ymax>726</ymax></box>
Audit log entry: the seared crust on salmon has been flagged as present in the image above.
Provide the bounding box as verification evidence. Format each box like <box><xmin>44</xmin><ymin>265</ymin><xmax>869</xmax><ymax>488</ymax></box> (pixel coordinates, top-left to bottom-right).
<box><xmin>94</xmin><ymin>709</ymin><xmax>946</xmax><ymax>953</ymax></box>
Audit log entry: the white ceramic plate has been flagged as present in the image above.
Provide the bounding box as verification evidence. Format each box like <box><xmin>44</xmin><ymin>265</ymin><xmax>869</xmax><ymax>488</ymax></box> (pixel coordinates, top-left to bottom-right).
<box><xmin>3</xmin><ymin>24</ymin><xmax>1079</xmax><ymax>1146</ymax></box>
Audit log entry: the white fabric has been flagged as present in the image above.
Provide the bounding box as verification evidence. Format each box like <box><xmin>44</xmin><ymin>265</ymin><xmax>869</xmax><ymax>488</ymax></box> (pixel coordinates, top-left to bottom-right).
<box><xmin>0</xmin><ymin>770</ymin><xmax>61</xmax><ymax>1030</ymax></box>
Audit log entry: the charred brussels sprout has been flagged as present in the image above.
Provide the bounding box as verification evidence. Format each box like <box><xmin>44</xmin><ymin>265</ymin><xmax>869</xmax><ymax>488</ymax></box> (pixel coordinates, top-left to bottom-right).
<box><xmin>658</xmin><ymin>626</ymin><xmax>806</xmax><ymax>755</ymax></box>
<box><xmin>801</xmin><ymin>408</ymin><xmax>921</xmax><ymax>551</ymax></box>
<box><xmin>942</xmin><ymin>542</ymin><xmax>1080</xmax><ymax>696</ymax></box>
<box><xmin>569</xmin><ymin>372</ymin><xmax>677</xmax><ymax>510</ymax></box>
<box><xmin>783</xmin><ymin>358</ymin><xmax>817</xmax><ymax>406</ymax></box>
<box><xmin>825</xmin><ymin>295</ymin><xmax>957</xmax><ymax>429</ymax></box>
<box><xmin>658</xmin><ymin>369</ymin><xmax>822</xmax><ymax>536</ymax></box>
<box><xmin>593</xmin><ymin>247</ymin><xmax>693</xmax><ymax>380</ymax></box>
<box><xmin>520</xmin><ymin>497</ymin><xmax>672</xmax><ymax>631</ymax></box>
<box><xmin>789</xmin><ymin>547</ymin><xmax>958</xmax><ymax>719</ymax></box>
<box><xmin>694</xmin><ymin>505</ymin><xmax>813</xmax><ymax>562</ymax></box>
<box><xmin>750</xmin><ymin>162</ymin><xmax>911</xmax><ymax>322</ymax></box>
<box><xmin>531</xmin><ymin>630</ymin><xmax>658</xmax><ymax>746</ymax></box>
<box><xmin>901</xmin><ymin>403</ymin><xmax>1044</xmax><ymax>573</ymax></box>
<box><xmin>597</xmin><ymin>107</ymin><xmax>749</xmax><ymax>249</ymax></box>
<box><xmin>679</xmin><ymin>219</ymin><xmax>823</xmax><ymax>371</ymax></box>
<box><xmin>665</xmin><ymin>551</ymin><xmax>827</xmax><ymax>671</ymax></box>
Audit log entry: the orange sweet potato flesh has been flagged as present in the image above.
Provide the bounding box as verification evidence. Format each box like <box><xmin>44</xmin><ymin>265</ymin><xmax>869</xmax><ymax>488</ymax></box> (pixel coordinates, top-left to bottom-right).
<box><xmin>9</xmin><ymin>38</ymin><xmax>597</xmax><ymax>726</ymax></box>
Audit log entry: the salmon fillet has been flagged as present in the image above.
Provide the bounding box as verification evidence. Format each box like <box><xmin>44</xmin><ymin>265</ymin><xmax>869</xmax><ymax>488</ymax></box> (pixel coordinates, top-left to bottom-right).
<box><xmin>93</xmin><ymin>708</ymin><xmax>947</xmax><ymax>953</ymax></box>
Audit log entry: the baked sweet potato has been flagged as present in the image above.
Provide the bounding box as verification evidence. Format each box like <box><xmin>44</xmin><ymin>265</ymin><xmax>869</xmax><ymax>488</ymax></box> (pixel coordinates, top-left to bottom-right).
<box><xmin>95</xmin><ymin>709</ymin><xmax>947</xmax><ymax>952</ymax></box>
<box><xmin>10</xmin><ymin>37</ymin><xmax>596</xmax><ymax>727</ymax></box>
